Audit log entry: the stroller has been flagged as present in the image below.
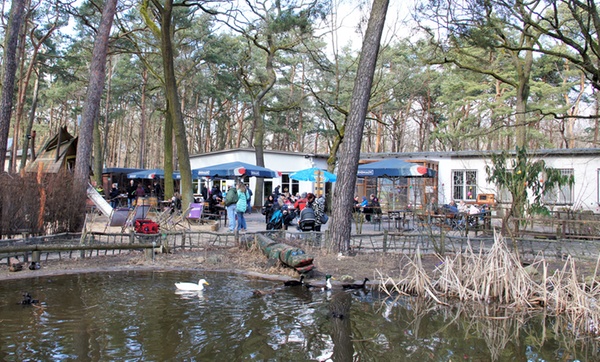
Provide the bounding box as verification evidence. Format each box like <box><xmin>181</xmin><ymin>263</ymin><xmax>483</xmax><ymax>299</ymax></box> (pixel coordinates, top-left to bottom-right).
<box><xmin>267</xmin><ymin>209</ymin><xmax>284</xmax><ymax>230</ymax></box>
<box><xmin>298</xmin><ymin>206</ymin><xmax>316</xmax><ymax>232</ymax></box>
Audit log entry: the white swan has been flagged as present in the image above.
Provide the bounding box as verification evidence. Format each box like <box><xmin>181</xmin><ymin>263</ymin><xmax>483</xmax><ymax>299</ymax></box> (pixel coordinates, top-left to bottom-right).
<box><xmin>175</xmin><ymin>279</ymin><xmax>209</xmax><ymax>291</ymax></box>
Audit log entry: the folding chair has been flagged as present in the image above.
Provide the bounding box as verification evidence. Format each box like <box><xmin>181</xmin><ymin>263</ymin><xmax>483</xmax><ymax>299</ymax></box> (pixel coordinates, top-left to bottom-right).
<box><xmin>186</xmin><ymin>203</ymin><xmax>204</xmax><ymax>225</ymax></box>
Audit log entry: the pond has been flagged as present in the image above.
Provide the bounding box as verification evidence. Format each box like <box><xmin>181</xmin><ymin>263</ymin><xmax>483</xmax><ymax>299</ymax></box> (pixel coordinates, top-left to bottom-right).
<box><xmin>0</xmin><ymin>271</ymin><xmax>597</xmax><ymax>361</ymax></box>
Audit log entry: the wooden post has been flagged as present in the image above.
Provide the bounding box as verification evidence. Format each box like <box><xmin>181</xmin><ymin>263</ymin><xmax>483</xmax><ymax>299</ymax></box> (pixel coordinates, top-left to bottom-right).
<box><xmin>382</xmin><ymin>230</ymin><xmax>388</xmax><ymax>253</ymax></box>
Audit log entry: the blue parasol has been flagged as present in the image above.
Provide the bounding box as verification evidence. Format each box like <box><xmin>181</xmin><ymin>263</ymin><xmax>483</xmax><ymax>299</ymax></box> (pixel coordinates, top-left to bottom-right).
<box><xmin>357</xmin><ymin>159</ymin><xmax>436</xmax><ymax>178</ymax></box>
<box><xmin>127</xmin><ymin>169</ymin><xmax>181</xmax><ymax>179</ymax></box>
<box><xmin>192</xmin><ymin>161</ymin><xmax>278</xmax><ymax>179</ymax></box>
<box><xmin>289</xmin><ymin>167</ymin><xmax>337</xmax><ymax>182</ymax></box>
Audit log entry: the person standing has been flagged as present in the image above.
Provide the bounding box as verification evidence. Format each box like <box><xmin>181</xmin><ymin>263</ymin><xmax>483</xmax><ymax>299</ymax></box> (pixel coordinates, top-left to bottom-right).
<box><xmin>306</xmin><ymin>193</ymin><xmax>324</xmax><ymax>231</ymax></box>
<box><xmin>224</xmin><ymin>185</ymin><xmax>238</xmax><ymax>232</ymax></box>
<box><xmin>236</xmin><ymin>183</ymin><xmax>249</xmax><ymax>231</ymax></box>
<box><xmin>135</xmin><ymin>183</ymin><xmax>146</xmax><ymax>198</ymax></box>
<box><xmin>246</xmin><ymin>186</ymin><xmax>253</xmax><ymax>214</ymax></box>
<box><xmin>152</xmin><ymin>176</ymin><xmax>163</xmax><ymax>200</ymax></box>
<box><xmin>262</xmin><ymin>194</ymin><xmax>275</xmax><ymax>223</ymax></box>
<box><xmin>109</xmin><ymin>183</ymin><xmax>120</xmax><ymax>209</ymax></box>
<box><xmin>127</xmin><ymin>180</ymin><xmax>136</xmax><ymax>209</ymax></box>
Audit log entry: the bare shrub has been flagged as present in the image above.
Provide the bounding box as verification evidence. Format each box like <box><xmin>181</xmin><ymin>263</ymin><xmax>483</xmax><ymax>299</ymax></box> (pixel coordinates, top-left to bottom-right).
<box><xmin>0</xmin><ymin>171</ymin><xmax>85</xmax><ymax>237</ymax></box>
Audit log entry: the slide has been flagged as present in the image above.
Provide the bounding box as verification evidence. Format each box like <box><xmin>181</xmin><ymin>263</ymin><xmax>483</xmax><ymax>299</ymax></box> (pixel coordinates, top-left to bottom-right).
<box><xmin>86</xmin><ymin>183</ymin><xmax>114</xmax><ymax>219</ymax></box>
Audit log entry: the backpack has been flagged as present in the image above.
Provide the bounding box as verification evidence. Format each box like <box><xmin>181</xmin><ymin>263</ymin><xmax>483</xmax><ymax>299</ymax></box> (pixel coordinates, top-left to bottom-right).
<box><xmin>267</xmin><ymin>210</ymin><xmax>283</xmax><ymax>230</ymax></box>
<box><xmin>225</xmin><ymin>188</ymin><xmax>238</xmax><ymax>206</ymax></box>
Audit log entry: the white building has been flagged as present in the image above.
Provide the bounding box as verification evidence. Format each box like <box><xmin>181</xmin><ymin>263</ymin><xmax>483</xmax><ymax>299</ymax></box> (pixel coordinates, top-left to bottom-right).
<box><xmin>362</xmin><ymin>148</ymin><xmax>600</xmax><ymax>213</ymax></box>
<box><xmin>189</xmin><ymin>148</ymin><xmax>330</xmax><ymax>203</ymax></box>
<box><xmin>190</xmin><ymin>148</ymin><xmax>600</xmax><ymax>213</ymax></box>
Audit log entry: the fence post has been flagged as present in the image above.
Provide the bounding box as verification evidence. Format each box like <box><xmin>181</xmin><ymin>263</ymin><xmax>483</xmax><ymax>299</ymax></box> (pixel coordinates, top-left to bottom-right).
<box><xmin>383</xmin><ymin>230</ymin><xmax>388</xmax><ymax>253</ymax></box>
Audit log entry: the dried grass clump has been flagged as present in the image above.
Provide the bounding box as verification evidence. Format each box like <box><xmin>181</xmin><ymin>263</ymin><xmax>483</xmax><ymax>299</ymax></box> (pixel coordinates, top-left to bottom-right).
<box><xmin>432</xmin><ymin>234</ymin><xmax>543</xmax><ymax>308</ymax></box>
<box><xmin>377</xmin><ymin>232</ymin><xmax>600</xmax><ymax>337</ymax></box>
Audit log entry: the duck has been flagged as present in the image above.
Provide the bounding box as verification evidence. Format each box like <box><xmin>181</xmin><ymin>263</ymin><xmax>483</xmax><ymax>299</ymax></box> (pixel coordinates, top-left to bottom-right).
<box><xmin>342</xmin><ymin>277</ymin><xmax>369</xmax><ymax>290</ymax></box>
<box><xmin>252</xmin><ymin>289</ymin><xmax>277</xmax><ymax>297</ymax></box>
<box><xmin>175</xmin><ymin>279</ymin><xmax>209</xmax><ymax>291</ymax></box>
<box><xmin>283</xmin><ymin>275</ymin><xmax>305</xmax><ymax>287</ymax></box>
<box><xmin>323</xmin><ymin>275</ymin><xmax>333</xmax><ymax>291</ymax></box>
<box><xmin>305</xmin><ymin>274</ymin><xmax>333</xmax><ymax>291</ymax></box>
<box><xmin>20</xmin><ymin>292</ymin><xmax>39</xmax><ymax>305</ymax></box>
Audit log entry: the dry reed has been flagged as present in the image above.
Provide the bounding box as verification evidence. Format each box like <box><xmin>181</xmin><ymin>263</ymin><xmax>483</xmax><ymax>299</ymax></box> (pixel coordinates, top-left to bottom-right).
<box><xmin>378</xmin><ymin>232</ymin><xmax>600</xmax><ymax>338</ymax></box>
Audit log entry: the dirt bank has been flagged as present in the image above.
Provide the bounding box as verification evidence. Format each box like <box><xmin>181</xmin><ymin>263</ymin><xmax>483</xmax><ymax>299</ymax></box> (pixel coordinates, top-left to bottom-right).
<box><xmin>0</xmin><ymin>243</ymin><xmax>594</xmax><ymax>288</ymax></box>
<box><xmin>0</xmin><ymin>245</ymin><xmax>416</xmax><ymax>285</ymax></box>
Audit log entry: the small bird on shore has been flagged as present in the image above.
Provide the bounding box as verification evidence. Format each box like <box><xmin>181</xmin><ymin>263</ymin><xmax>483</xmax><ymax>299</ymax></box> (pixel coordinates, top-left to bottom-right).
<box><xmin>284</xmin><ymin>275</ymin><xmax>304</xmax><ymax>287</ymax></box>
<box><xmin>342</xmin><ymin>277</ymin><xmax>369</xmax><ymax>290</ymax></box>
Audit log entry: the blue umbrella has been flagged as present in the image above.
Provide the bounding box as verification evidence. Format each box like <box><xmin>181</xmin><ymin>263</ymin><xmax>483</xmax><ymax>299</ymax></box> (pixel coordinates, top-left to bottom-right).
<box><xmin>127</xmin><ymin>169</ymin><xmax>182</xmax><ymax>179</ymax></box>
<box><xmin>289</xmin><ymin>167</ymin><xmax>337</xmax><ymax>182</ymax></box>
<box><xmin>193</xmin><ymin>161</ymin><xmax>278</xmax><ymax>178</ymax></box>
<box><xmin>357</xmin><ymin>159</ymin><xmax>436</xmax><ymax>178</ymax></box>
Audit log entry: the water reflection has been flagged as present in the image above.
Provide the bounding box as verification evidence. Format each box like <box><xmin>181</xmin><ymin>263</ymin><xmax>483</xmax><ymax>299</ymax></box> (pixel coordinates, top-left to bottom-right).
<box><xmin>0</xmin><ymin>271</ymin><xmax>597</xmax><ymax>361</ymax></box>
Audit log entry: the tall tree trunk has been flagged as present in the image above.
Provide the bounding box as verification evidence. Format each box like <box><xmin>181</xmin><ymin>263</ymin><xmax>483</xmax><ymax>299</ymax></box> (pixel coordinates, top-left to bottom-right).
<box><xmin>93</xmin><ymin>107</ymin><xmax>103</xmax><ymax>185</ymax></box>
<box><xmin>330</xmin><ymin>0</ymin><xmax>389</xmax><ymax>253</ymax></box>
<box><xmin>20</xmin><ymin>69</ymin><xmax>40</xmax><ymax>170</ymax></box>
<box><xmin>74</xmin><ymin>0</ymin><xmax>117</xmax><ymax>192</ymax></box>
<box><xmin>0</xmin><ymin>0</ymin><xmax>26</xmax><ymax>172</ymax></box>
<box><xmin>11</xmin><ymin>18</ymin><xmax>56</xmax><ymax>172</ymax></box>
<box><xmin>164</xmin><ymin>113</ymin><xmax>174</xmax><ymax>199</ymax></box>
<box><xmin>139</xmin><ymin>68</ymin><xmax>148</xmax><ymax>168</ymax></box>
<box><xmin>159</xmin><ymin>0</ymin><xmax>193</xmax><ymax>207</ymax></box>
<box><xmin>99</xmin><ymin>56</ymin><xmax>113</xmax><ymax>177</ymax></box>
<box><xmin>9</xmin><ymin>0</ymin><xmax>29</xmax><ymax>174</ymax></box>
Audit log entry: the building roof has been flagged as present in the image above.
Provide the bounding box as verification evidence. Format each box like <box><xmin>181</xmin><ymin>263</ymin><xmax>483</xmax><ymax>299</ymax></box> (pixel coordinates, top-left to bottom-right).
<box><xmin>25</xmin><ymin>127</ymin><xmax>77</xmax><ymax>174</ymax></box>
<box><xmin>361</xmin><ymin>148</ymin><xmax>600</xmax><ymax>160</ymax></box>
<box><xmin>190</xmin><ymin>147</ymin><xmax>329</xmax><ymax>160</ymax></box>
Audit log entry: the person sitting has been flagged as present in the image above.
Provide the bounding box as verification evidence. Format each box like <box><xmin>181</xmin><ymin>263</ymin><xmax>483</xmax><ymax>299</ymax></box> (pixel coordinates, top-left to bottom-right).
<box><xmin>363</xmin><ymin>194</ymin><xmax>380</xmax><ymax>222</ymax></box>
<box><xmin>353</xmin><ymin>196</ymin><xmax>361</xmax><ymax>213</ymax></box>
<box><xmin>444</xmin><ymin>200</ymin><xmax>459</xmax><ymax>214</ymax></box>
<box><xmin>458</xmin><ymin>200</ymin><xmax>468</xmax><ymax>213</ymax></box>
<box><xmin>360</xmin><ymin>196</ymin><xmax>368</xmax><ymax>208</ymax></box>
<box><xmin>208</xmin><ymin>192</ymin><xmax>224</xmax><ymax>215</ymax></box>
<box><xmin>170</xmin><ymin>192</ymin><xmax>182</xmax><ymax>214</ymax></box>
<box><xmin>294</xmin><ymin>192</ymin><xmax>308</xmax><ymax>211</ymax></box>
<box><xmin>427</xmin><ymin>196</ymin><xmax>439</xmax><ymax>215</ymax></box>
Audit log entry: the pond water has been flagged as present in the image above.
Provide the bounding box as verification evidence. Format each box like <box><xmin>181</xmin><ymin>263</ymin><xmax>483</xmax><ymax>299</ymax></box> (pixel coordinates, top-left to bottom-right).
<box><xmin>0</xmin><ymin>271</ymin><xmax>597</xmax><ymax>361</ymax></box>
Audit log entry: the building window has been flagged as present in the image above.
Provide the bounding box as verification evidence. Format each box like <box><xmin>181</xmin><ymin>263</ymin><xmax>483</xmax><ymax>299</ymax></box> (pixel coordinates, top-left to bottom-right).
<box><xmin>452</xmin><ymin>170</ymin><xmax>477</xmax><ymax>201</ymax></box>
<box><xmin>543</xmin><ymin>169</ymin><xmax>574</xmax><ymax>205</ymax></box>
<box><xmin>280</xmin><ymin>174</ymin><xmax>299</xmax><ymax>196</ymax></box>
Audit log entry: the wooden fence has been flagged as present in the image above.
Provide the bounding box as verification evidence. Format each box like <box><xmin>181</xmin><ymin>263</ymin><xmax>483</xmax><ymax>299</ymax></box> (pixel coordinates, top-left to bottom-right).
<box><xmin>1</xmin><ymin>224</ymin><xmax>599</xmax><ymax>266</ymax></box>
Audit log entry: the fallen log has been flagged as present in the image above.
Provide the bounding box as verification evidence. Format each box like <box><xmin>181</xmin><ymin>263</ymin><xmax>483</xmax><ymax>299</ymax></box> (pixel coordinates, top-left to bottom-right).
<box><xmin>256</xmin><ymin>234</ymin><xmax>314</xmax><ymax>272</ymax></box>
